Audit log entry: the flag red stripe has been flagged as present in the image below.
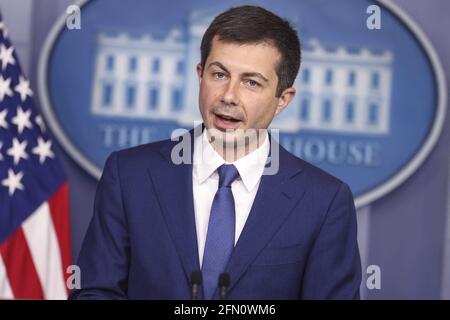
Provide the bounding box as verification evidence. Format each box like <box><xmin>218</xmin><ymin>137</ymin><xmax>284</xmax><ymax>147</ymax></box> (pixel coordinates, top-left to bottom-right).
<box><xmin>0</xmin><ymin>227</ymin><xmax>44</xmax><ymax>299</ymax></box>
<box><xmin>48</xmin><ymin>182</ymin><xmax>72</xmax><ymax>292</ymax></box>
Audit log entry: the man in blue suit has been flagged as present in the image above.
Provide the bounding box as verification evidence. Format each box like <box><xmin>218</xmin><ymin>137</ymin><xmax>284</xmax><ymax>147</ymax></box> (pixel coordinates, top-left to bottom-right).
<box><xmin>70</xmin><ymin>5</ymin><xmax>361</xmax><ymax>300</ymax></box>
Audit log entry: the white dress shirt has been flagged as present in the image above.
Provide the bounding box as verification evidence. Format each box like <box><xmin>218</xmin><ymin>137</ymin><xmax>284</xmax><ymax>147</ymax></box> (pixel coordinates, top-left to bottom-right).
<box><xmin>193</xmin><ymin>129</ymin><xmax>270</xmax><ymax>267</ymax></box>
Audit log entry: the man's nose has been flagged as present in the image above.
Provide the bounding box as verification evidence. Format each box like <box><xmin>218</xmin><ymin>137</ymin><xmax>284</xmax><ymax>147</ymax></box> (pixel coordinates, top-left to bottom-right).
<box><xmin>221</xmin><ymin>80</ymin><xmax>240</xmax><ymax>106</ymax></box>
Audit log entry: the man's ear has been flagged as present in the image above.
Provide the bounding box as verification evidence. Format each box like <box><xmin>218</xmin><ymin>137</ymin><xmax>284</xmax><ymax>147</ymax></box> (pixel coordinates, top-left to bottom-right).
<box><xmin>196</xmin><ymin>63</ymin><xmax>203</xmax><ymax>84</ymax></box>
<box><xmin>275</xmin><ymin>87</ymin><xmax>296</xmax><ymax>116</ymax></box>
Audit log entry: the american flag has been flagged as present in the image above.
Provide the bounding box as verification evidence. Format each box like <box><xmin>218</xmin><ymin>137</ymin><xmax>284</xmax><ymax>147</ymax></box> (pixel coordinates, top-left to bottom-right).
<box><xmin>0</xmin><ymin>16</ymin><xmax>72</xmax><ymax>299</ymax></box>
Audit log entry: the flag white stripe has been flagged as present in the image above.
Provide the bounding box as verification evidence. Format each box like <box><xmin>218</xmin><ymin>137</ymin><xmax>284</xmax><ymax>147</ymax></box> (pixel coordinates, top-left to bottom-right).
<box><xmin>0</xmin><ymin>254</ymin><xmax>14</xmax><ymax>300</ymax></box>
<box><xmin>22</xmin><ymin>202</ymin><xmax>67</xmax><ymax>299</ymax></box>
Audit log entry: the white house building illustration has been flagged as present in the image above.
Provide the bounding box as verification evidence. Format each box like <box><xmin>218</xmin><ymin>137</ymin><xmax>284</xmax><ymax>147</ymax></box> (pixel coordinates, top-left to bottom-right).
<box><xmin>90</xmin><ymin>11</ymin><xmax>393</xmax><ymax>135</ymax></box>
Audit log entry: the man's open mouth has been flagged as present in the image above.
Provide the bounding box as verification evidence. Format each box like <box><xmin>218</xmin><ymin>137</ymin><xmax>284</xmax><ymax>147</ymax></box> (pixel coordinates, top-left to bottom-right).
<box><xmin>215</xmin><ymin>113</ymin><xmax>241</xmax><ymax>122</ymax></box>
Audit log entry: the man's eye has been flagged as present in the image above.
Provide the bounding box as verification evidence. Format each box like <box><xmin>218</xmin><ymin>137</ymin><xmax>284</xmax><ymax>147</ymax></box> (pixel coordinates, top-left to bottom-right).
<box><xmin>247</xmin><ymin>80</ymin><xmax>260</xmax><ymax>87</ymax></box>
<box><xmin>214</xmin><ymin>72</ymin><xmax>226</xmax><ymax>79</ymax></box>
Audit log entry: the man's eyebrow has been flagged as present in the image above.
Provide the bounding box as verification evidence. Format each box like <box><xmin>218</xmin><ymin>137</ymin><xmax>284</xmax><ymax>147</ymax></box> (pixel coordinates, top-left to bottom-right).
<box><xmin>207</xmin><ymin>61</ymin><xmax>269</xmax><ymax>83</ymax></box>
<box><xmin>241</xmin><ymin>72</ymin><xmax>269</xmax><ymax>83</ymax></box>
<box><xmin>207</xmin><ymin>61</ymin><xmax>230</xmax><ymax>74</ymax></box>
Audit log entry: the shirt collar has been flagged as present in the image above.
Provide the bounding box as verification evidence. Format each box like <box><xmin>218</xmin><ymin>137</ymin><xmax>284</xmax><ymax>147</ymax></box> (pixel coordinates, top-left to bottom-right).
<box><xmin>193</xmin><ymin>128</ymin><xmax>269</xmax><ymax>192</ymax></box>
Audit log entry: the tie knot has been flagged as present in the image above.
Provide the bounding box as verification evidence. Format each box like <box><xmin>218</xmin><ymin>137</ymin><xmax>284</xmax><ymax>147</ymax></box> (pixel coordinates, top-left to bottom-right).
<box><xmin>217</xmin><ymin>164</ymin><xmax>239</xmax><ymax>188</ymax></box>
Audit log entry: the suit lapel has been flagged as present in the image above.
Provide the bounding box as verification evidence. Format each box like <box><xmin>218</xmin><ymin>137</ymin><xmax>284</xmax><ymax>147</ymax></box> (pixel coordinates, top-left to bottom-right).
<box><xmin>147</xmin><ymin>128</ymin><xmax>201</xmax><ymax>290</ymax></box>
<box><xmin>223</xmin><ymin>140</ymin><xmax>307</xmax><ymax>296</ymax></box>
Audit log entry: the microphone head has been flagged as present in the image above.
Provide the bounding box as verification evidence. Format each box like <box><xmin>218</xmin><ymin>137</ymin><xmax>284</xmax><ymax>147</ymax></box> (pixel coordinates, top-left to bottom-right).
<box><xmin>218</xmin><ymin>272</ymin><xmax>230</xmax><ymax>288</ymax></box>
<box><xmin>190</xmin><ymin>271</ymin><xmax>203</xmax><ymax>285</ymax></box>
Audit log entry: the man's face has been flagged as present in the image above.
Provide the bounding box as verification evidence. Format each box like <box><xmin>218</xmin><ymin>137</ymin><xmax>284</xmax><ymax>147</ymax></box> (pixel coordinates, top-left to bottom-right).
<box><xmin>197</xmin><ymin>36</ymin><xmax>295</xmax><ymax>144</ymax></box>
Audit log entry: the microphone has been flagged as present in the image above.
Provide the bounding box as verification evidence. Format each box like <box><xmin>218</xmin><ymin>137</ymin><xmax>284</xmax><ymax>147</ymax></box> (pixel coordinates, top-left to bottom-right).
<box><xmin>190</xmin><ymin>271</ymin><xmax>202</xmax><ymax>300</ymax></box>
<box><xmin>218</xmin><ymin>272</ymin><xmax>230</xmax><ymax>300</ymax></box>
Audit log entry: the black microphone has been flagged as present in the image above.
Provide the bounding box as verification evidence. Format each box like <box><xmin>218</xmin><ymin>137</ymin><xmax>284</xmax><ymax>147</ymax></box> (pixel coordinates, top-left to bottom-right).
<box><xmin>218</xmin><ymin>272</ymin><xmax>230</xmax><ymax>300</ymax></box>
<box><xmin>190</xmin><ymin>271</ymin><xmax>202</xmax><ymax>300</ymax></box>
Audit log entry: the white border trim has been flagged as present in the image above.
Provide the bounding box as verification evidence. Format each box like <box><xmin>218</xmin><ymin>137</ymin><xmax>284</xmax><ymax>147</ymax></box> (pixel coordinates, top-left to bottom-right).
<box><xmin>37</xmin><ymin>0</ymin><xmax>100</xmax><ymax>179</ymax></box>
<box><xmin>38</xmin><ymin>0</ymin><xmax>448</xmax><ymax>206</ymax></box>
<box><xmin>354</xmin><ymin>0</ymin><xmax>447</xmax><ymax>208</ymax></box>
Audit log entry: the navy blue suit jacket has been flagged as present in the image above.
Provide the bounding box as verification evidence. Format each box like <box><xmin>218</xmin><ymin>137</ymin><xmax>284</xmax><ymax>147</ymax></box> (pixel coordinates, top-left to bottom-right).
<box><xmin>69</xmin><ymin>128</ymin><xmax>361</xmax><ymax>299</ymax></box>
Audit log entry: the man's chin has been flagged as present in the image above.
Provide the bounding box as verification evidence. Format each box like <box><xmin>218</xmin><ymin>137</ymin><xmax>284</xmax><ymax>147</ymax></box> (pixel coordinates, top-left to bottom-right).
<box><xmin>206</xmin><ymin>127</ymin><xmax>237</xmax><ymax>143</ymax></box>
<box><xmin>206</xmin><ymin>126</ymin><xmax>263</xmax><ymax>147</ymax></box>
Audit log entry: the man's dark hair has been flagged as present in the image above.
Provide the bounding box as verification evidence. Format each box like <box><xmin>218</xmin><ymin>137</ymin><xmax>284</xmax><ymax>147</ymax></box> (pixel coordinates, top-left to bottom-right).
<box><xmin>200</xmin><ymin>5</ymin><xmax>301</xmax><ymax>97</ymax></box>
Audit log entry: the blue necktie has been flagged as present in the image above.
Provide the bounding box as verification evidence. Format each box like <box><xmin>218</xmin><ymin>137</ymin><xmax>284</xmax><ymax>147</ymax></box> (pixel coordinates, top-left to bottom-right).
<box><xmin>202</xmin><ymin>164</ymin><xmax>239</xmax><ymax>299</ymax></box>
